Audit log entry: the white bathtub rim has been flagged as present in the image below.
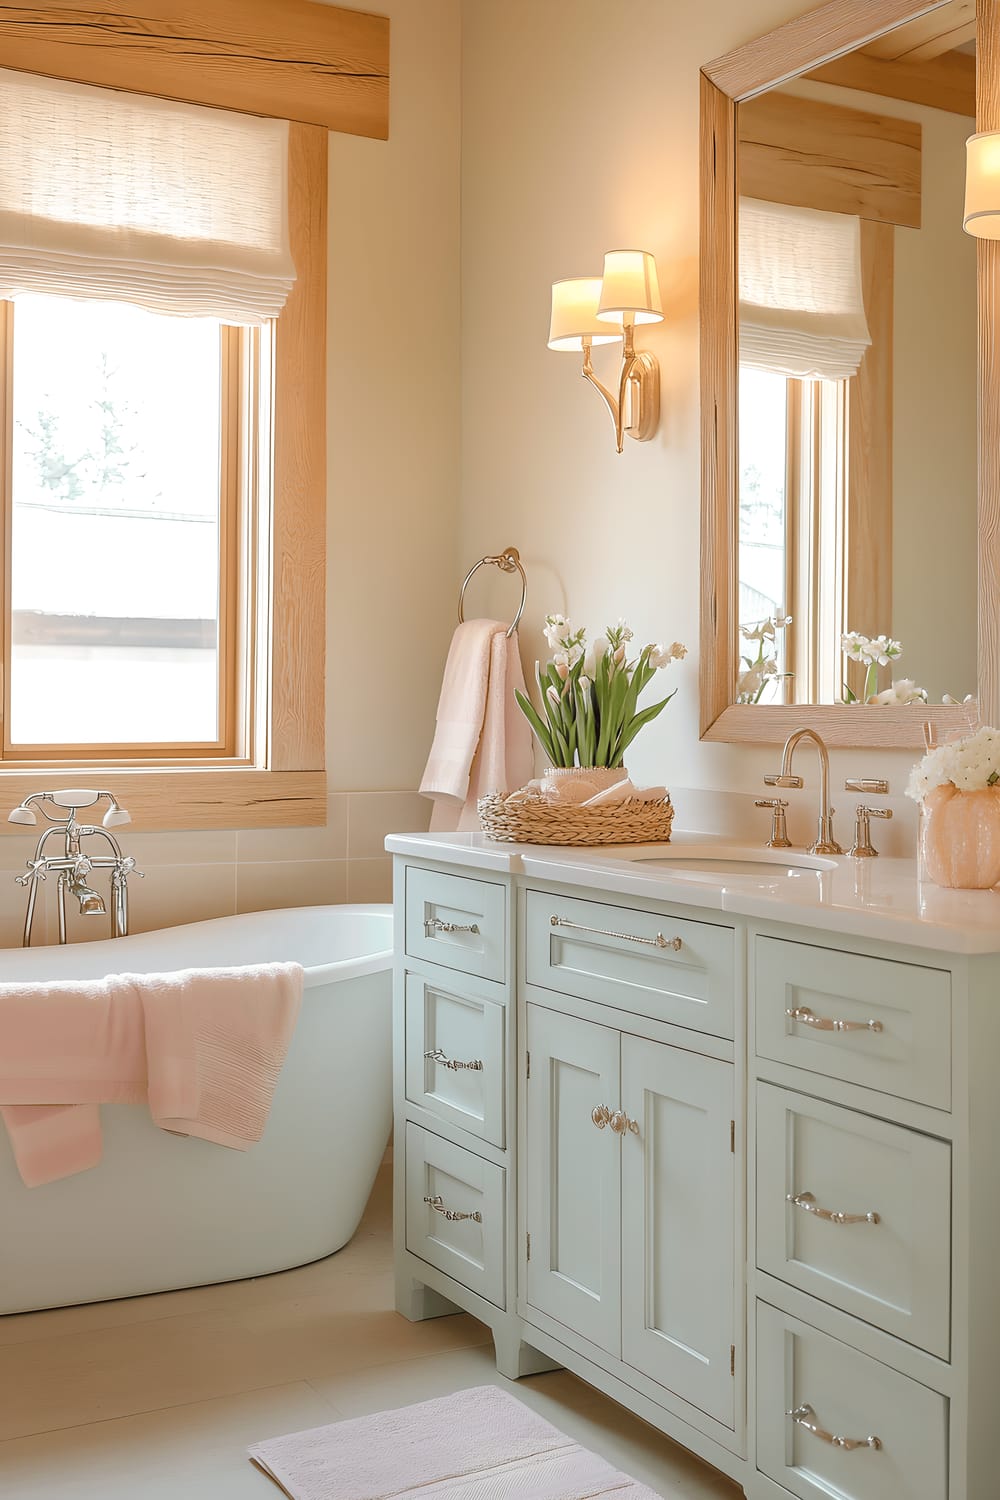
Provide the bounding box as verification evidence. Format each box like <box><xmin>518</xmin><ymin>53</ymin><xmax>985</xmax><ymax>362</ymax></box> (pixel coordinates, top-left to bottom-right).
<box><xmin>0</xmin><ymin>903</ymin><xmax>393</xmax><ymax>988</ymax></box>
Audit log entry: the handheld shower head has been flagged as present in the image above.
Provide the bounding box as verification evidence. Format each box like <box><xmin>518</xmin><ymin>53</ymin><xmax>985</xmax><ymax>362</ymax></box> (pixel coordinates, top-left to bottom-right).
<box><xmin>7</xmin><ymin>804</ymin><xmax>38</xmax><ymax>826</ymax></box>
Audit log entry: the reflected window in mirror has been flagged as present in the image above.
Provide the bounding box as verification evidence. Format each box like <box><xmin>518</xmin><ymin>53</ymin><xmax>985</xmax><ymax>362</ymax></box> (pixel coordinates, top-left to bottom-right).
<box><xmin>738</xmin><ymin>368</ymin><xmax>848</xmax><ymax>707</ymax></box>
<box><xmin>733</xmin><ymin>73</ymin><xmax>977</xmax><ymax>708</ymax></box>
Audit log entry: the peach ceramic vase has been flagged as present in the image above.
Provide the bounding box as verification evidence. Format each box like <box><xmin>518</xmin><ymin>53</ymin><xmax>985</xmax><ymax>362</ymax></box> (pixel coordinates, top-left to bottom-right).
<box><xmin>920</xmin><ymin>783</ymin><xmax>1000</xmax><ymax>889</ymax></box>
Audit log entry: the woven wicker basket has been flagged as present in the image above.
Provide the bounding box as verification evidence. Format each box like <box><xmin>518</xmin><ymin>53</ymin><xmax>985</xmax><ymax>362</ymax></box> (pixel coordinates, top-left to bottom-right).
<box><xmin>478</xmin><ymin>791</ymin><xmax>674</xmax><ymax>846</ymax></box>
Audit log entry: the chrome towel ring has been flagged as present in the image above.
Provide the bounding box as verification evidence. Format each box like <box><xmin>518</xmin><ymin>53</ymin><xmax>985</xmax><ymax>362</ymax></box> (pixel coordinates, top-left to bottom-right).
<box><xmin>457</xmin><ymin>546</ymin><xmax>527</xmax><ymax>638</ymax></box>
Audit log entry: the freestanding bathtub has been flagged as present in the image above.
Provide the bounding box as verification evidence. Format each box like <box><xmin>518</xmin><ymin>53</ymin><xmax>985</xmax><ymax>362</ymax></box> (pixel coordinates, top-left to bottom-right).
<box><xmin>0</xmin><ymin>904</ymin><xmax>393</xmax><ymax>1315</ymax></box>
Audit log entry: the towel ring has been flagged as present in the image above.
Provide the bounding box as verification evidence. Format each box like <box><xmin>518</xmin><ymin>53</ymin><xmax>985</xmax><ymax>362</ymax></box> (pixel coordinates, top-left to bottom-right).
<box><xmin>457</xmin><ymin>546</ymin><xmax>527</xmax><ymax>638</ymax></box>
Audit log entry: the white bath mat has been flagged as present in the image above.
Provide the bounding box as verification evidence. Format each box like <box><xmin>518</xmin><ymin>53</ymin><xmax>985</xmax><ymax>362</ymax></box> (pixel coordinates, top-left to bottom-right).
<box><xmin>248</xmin><ymin>1384</ymin><xmax>664</xmax><ymax>1499</ymax></box>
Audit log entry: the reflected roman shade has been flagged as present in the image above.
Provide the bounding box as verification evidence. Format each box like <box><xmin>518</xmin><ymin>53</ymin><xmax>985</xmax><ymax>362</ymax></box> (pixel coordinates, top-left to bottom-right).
<box><xmin>0</xmin><ymin>67</ymin><xmax>296</xmax><ymax>324</ymax></box>
<box><xmin>738</xmin><ymin>197</ymin><xmax>871</xmax><ymax>381</ymax></box>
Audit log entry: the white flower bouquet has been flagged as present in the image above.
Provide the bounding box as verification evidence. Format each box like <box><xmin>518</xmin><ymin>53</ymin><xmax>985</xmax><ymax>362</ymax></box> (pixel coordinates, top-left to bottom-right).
<box><xmin>907</xmin><ymin>725</ymin><xmax>1000</xmax><ymax>888</ymax></box>
<box><xmin>515</xmin><ymin>615</ymin><xmax>686</xmax><ymax>770</ymax></box>
<box><xmin>906</xmin><ymin>725</ymin><xmax>1000</xmax><ymax>802</ymax></box>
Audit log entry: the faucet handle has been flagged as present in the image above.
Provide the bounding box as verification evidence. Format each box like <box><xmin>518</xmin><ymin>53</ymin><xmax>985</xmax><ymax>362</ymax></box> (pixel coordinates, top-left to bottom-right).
<box><xmin>755</xmin><ymin>797</ymin><xmax>792</xmax><ymax>849</ymax></box>
<box><xmin>850</xmin><ymin>804</ymin><xmax>893</xmax><ymax>859</ymax></box>
<box><xmin>764</xmin><ymin>772</ymin><xmax>804</xmax><ymax>789</ymax></box>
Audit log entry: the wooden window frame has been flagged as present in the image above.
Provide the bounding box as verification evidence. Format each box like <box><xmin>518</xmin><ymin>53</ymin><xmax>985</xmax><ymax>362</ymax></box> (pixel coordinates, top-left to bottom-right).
<box><xmin>0</xmin><ymin>0</ymin><xmax>385</xmax><ymax>830</ymax></box>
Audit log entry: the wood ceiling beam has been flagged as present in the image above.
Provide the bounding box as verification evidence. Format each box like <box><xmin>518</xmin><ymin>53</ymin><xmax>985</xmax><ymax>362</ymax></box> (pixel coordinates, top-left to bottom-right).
<box><xmin>807</xmin><ymin>46</ymin><xmax>975</xmax><ymax>116</ymax></box>
<box><xmin>0</xmin><ymin>1</ymin><xmax>390</xmax><ymax>138</ymax></box>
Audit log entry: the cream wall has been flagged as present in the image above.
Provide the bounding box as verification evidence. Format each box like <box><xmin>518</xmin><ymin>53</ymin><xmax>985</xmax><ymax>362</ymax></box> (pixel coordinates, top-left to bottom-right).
<box><xmin>0</xmin><ymin>0</ymin><xmax>459</xmax><ymax>948</ymax></box>
<box><xmin>460</xmin><ymin>0</ymin><xmax>946</xmax><ymax>852</ymax></box>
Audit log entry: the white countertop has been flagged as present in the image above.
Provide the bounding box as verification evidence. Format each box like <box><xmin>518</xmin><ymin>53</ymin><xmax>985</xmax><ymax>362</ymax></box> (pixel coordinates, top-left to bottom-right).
<box><xmin>385</xmin><ymin>829</ymin><xmax>1000</xmax><ymax>955</ymax></box>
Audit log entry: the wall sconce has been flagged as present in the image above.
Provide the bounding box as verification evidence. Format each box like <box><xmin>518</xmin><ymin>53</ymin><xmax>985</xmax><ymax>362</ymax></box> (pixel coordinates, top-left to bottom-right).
<box><xmin>964</xmin><ymin>132</ymin><xmax>1000</xmax><ymax>237</ymax></box>
<box><xmin>548</xmin><ymin>249</ymin><xmax>662</xmax><ymax>453</ymax></box>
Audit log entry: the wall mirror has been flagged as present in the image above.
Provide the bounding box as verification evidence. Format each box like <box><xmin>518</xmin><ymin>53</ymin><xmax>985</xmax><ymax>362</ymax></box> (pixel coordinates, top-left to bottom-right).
<box><xmin>700</xmin><ymin>0</ymin><xmax>999</xmax><ymax>746</ymax></box>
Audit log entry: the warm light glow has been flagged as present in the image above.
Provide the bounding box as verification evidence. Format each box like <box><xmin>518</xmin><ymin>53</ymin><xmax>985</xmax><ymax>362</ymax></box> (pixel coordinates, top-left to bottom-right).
<box><xmin>964</xmin><ymin>132</ymin><xmax>1000</xmax><ymax>238</ymax></box>
<box><xmin>597</xmin><ymin>249</ymin><xmax>663</xmax><ymax>323</ymax></box>
<box><xmin>548</xmin><ymin>277</ymin><xmax>623</xmax><ymax>351</ymax></box>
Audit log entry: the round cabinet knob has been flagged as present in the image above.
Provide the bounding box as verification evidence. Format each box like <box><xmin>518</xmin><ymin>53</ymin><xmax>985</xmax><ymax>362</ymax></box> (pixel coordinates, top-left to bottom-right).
<box><xmin>591</xmin><ymin>1104</ymin><xmax>611</xmax><ymax>1129</ymax></box>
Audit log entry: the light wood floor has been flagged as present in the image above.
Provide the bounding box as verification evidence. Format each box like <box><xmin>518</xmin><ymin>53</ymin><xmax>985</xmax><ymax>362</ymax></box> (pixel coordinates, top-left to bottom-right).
<box><xmin>0</xmin><ymin>1168</ymin><xmax>740</xmax><ymax>1498</ymax></box>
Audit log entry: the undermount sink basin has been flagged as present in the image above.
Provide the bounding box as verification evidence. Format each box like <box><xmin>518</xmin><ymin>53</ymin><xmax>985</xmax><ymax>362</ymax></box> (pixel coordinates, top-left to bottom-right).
<box><xmin>618</xmin><ymin>847</ymin><xmax>838</xmax><ymax>877</ymax></box>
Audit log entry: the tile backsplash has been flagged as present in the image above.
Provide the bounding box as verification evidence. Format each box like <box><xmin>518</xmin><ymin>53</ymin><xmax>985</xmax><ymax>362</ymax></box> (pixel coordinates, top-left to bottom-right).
<box><xmin>0</xmin><ymin>790</ymin><xmax>430</xmax><ymax>949</ymax></box>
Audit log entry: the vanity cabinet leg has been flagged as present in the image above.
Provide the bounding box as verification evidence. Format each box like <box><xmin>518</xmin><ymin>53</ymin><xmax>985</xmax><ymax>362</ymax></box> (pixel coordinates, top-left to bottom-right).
<box><xmin>395</xmin><ymin>1277</ymin><xmax>461</xmax><ymax>1322</ymax></box>
<box><xmin>492</xmin><ymin>1326</ymin><xmax>562</xmax><ymax>1379</ymax></box>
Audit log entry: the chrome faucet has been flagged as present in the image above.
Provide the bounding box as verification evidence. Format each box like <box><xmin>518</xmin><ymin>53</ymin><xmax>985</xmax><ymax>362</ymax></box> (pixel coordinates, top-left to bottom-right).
<box><xmin>764</xmin><ymin>728</ymin><xmax>843</xmax><ymax>855</ymax></box>
<box><xmin>7</xmin><ymin>790</ymin><xmax>143</xmax><ymax>947</ymax></box>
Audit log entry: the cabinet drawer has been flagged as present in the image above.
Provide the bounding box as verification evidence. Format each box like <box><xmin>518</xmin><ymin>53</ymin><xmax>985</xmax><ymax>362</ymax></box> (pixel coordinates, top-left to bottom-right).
<box><xmin>756</xmin><ymin>1301</ymin><xmax>948</xmax><ymax>1500</ymax></box>
<box><xmin>525</xmin><ymin>889</ymin><xmax>734</xmax><ymax>1038</ymax></box>
<box><xmin>756</xmin><ymin>1084</ymin><xmax>950</xmax><ymax>1358</ymax></box>
<box><xmin>404</xmin><ymin>972</ymin><xmax>505</xmax><ymax>1146</ymax></box>
<box><xmin>404</xmin><ymin>1124</ymin><xmax>505</xmax><ymax>1308</ymax></box>
<box><xmin>755</xmin><ymin>936</ymin><xmax>951</xmax><ymax>1110</ymax></box>
<box><xmin>405</xmin><ymin>866</ymin><xmax>507</xmax><ymax>983</ymax></box>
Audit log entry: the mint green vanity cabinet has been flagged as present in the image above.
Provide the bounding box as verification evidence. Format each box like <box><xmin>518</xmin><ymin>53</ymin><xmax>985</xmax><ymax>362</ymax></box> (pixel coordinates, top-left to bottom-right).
<box><xmin>389</xmin><ymin>842</ymin><xmax>999</xmax><ymax>1500</ymax></box>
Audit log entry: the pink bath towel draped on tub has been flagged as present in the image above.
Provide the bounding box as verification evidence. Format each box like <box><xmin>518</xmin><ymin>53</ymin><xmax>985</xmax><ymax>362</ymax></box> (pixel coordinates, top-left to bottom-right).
<box><xmin>0</xmin><ymin>963</ymin><xmax>303</xmax><ymax>1188</ymax></box>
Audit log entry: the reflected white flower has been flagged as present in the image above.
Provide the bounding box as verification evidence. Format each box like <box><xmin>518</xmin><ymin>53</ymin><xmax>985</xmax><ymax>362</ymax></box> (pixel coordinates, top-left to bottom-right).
<box><xmin>842</xmin><ymin>630</ymin><xmax>902</xmax><ymax>667</ymax></box>
<box><xmin>736</xmin><ymin>667</ymin><xmax>764</xmax><ymax>699</ymax></box>
<box><xmin>871</xmin><ymin>678</ymin><xmax>927</xmax><ymax>706</ymax></box>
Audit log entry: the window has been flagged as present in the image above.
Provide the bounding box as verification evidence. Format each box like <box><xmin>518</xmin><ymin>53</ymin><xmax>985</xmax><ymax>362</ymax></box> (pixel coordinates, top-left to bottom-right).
<box><xmin>738</xmin><ymin>367</ymin><xmax>847</xmax><ymax>705</ymax></box>
<box><xmin>736</xmin><ymin>196</ymin><xmax>873</xmax><ymax>708</ymax></box>
<box><xmin>6</xmin><ymin>295</ymin><xmax>240</xmax><ymax>755</ymax></box>
<box><xmin>0</xmin><ymin>63</ymin><xmax>328</xmax><ymax>828</ymax></box>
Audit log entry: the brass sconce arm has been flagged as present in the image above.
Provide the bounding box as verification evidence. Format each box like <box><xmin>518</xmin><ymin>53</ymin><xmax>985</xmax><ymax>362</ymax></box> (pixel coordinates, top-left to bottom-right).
<box><xmin>580</xmin><ymin>323</ymin><xmax>661</xmax><ymax>455</ymax></box>
<box><xmin>581</xmin><ymin>337</ymin><xmax>624</xmax><ymax>451</ymax></box>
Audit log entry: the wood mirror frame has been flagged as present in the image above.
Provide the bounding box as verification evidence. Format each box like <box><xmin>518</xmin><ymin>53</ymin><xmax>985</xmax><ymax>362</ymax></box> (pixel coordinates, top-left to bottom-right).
<box><xmin>700</xmin><ymin>0</ymin><xmax>999</xmax><ymax>748</ymax></box>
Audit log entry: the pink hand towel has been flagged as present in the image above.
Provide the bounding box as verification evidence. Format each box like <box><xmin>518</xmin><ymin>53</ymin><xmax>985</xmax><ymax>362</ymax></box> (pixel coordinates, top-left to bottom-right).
<box><xmin>421</xmin><ymin>619</ymin><xmax>533</xmax><ymax>832</ymax></box>
<box><xmin>139</xmin><ymin>962</ymin><xmax>303</xmax><ymax>1148</ymax></box>
<box><xmin>461</xmin><ymin>629</ymin><xmax>534</xmax><ymax>830</ymax></box>
<box><xmin>0</xmin><ymin>974</ymin><xmax>147</xmax><ymax>1188</ymax></box>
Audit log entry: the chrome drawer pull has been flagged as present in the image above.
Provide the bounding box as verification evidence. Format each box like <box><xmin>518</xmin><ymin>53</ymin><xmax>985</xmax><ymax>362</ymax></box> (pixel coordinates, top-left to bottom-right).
<box><xmin>592</xmin><ymin>1104</ymin><xmax>612</xmax><ymax>1129</ymax></box>
<box><xmin>422</xmin><ymin>1194</ymin><xmax>482</xmax><ymax>1223</ymax></box>
<box><xmin>787</xmin><ymin>1404</ymin><xmax>881</xmax><ymax>1453</ymax></box>
<box><xmin>425</xmin><ymin>916</ymin><xmax>480</xmax><ymax>936</ymax></box>
<box><xmin>786</xmin><ymin>1005</ymin><xmax>883</xmax><ymax>1034</ymax></box>
<box><xmin>610</xmin><ymin>1109</ymin><xmax>640</xmax><ymax>1137</ymax></box>
<box><xmin>423</xmin><ymin>1048</ymin><xmax>484</xmax><ymax>1072</ymax></box>
<box><xmin>550</xmin><ymin>914</ymin><xmax>682</xmax><ymax>951</ymax></box>
<box><xmin>787</xmin><ymin>1190</ymin><xmax>880</xmax><ymax>1226</ymax></box>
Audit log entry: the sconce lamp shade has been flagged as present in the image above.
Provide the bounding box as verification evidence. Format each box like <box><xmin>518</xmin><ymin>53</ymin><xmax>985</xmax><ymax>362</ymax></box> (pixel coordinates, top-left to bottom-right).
<box><xmin>964</xmin><ymin>132</ymin><xmax>1000</xmax><ymax>238</ymax></box>
<box><xmin>597</xmin><ymin>249</ymin><xmax>663</xmax><ymax>323</ymax></box>
<box><xmin>548</xmin><ymin>277</ymin><xmax>623</xmax><ymax>350</ymax></box>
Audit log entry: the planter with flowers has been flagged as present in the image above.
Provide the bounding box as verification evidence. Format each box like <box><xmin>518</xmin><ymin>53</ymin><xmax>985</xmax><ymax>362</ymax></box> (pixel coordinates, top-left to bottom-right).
<box><xmin>478</xmin><ymin>614</ymin><xmax>686</xmax><ymax>845</ymax></box>
<box><xmin>907</xmin><ymin>725</ymin><xmax>1000</xmax><ymax>889</ymax></box>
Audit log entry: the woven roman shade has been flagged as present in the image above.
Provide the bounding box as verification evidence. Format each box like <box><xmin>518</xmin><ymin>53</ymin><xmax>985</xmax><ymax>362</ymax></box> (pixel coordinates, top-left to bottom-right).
<box><xmin>0</xmin><ymin>67</ymin><xmax>296</xmax><ymax>324</ymax></box>
<box><xmin>738</xmin><ymin>197</ymin><xmax>871</xmax><ymax>381</ymax></box>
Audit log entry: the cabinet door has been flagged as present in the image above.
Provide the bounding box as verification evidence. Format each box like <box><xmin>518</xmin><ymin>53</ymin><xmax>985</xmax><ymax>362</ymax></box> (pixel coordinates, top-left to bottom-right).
<box><xmin>620</xmin><ymin>1035</ymin><xmax>735</xmax><ymax>1428</ymax></box>
<box><xmin>525</xmin><ymin>1004</ymin><xmax>621</xmax><ymax>1356</ymax></box>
